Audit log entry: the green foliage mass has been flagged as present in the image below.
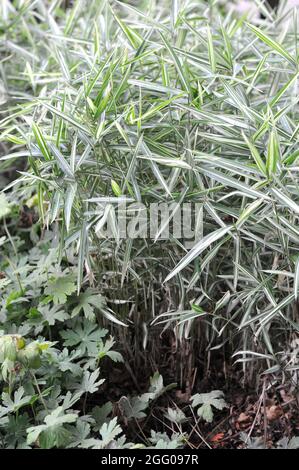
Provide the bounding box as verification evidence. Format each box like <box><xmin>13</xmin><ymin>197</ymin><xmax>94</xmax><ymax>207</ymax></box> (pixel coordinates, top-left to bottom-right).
<box><xmin>1</xmin><ymin>0</ymin><xmax>299</xmax><ymax>449</ymax></box>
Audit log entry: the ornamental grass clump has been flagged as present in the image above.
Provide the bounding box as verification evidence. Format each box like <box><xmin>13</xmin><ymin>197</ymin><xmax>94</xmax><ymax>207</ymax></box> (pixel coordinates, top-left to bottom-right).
<box><xmin>1</xmin><ymin>0</ymin><xmax>299</xmax><ymax>384</ymax></box>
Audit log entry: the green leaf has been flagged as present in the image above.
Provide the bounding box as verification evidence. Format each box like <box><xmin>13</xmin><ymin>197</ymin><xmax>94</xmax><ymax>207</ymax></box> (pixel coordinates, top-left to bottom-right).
<box><xmin>92</xmin><ymin>402</ymin><xmax>113</xmax><ymax>432</ymax></box>
<box><xmin>45</xmin><ymin>275</ymin><xmax>76</xmax><ymax>305</ymax></box>
<box><xmin>38</xmin><ymin>304</ymin><xmax>69</xmax><ymax>326</ymax></box>
<box><xmin>133</xmin><ymin>94</ymin><xmax>182</xmax><ymax>123</ymax></box>
<box><xmin>60</xmin><ymin>321</ymin><xmax>108</xmax><ymax>356</ymax></box>
<box><xmin>0</xmin><ymin>387</ymin><xmax>32</xmax><ymax>418</ymax></box>
<box><xmin>118</xmin><ymin>396</ymin><xmax>148</xmax><ymax>420</ymax></box>
<box><xmin>111</xmin><ymin>180</ymin><xmax>122</xmax><ymax>197</ymax></box>
<box><xmin>164</xmin><ymin>226</ymin><xmax>233</xmax><ymax>283</ymax></box>
<box><xmin>97</xmin><ymin>336</ymin><xmax>123</xmax><ymax>363</ymax></box>
<box><xmin>165</xmin><ymin>407</ymin><xmax>187</xmax><ymax>424</ymax></box>
<box><xmin>75</xmin><ymin>369</ymin><xmax>105</xmax><ymax>394</ymax></box>
<box><xmin>270</xmin><ymin>72</ymin><xmax>299</xmax><ymax>107</ymax></box>
<box><xmin>271</xmin><ymin>188</ymin><xmax>299</xmax><ymax>215</ymax></box>
<box><xmin>111</xmin><ymin>9</ymin><xmax>142</xmax><ymax>49</ymax></box>
<box><xmin>0</xmin><ymin>193</ymin><xmax>11</xmax><ymax>220</ymax></box>
<box><xmin>286</xmin><ymin>437</ymin><xmax>299</xmax><ymax>449</ymax></box>
<box><xmin>27</xmin><ymin>407</ymin><xmax>77</xmax><ymax>449</ymax></box>
<box><xmin>199</xmin><ymin>167</ymin><xmax>269</xmax><ymax>200</ymax></box>
<box><xmin>236</xmin><ymin>199</ymin><xmax>264</xmax><ymax>229</ymax></box>
<box><xmin>160</xmin><ymin>32</ymin><xmax>190</xmax><ymax>92</ymax></box>
<box><xmin>65</xmin><ymin>183</ymin><xmax>77</xmax><ymax>232</ymax></box>
<box><xmin>42</xmin><ymin>103</ymin><xmax>92</xmax><ymax>136</ymax></box>
<box><xmin>49</xmin><ymin>144</ymin><xmax>74</xmax><ymax>180</ymax></box>
<box><xmin>266</xmin><ymin>130</ymin><xmax>280</xmax><ymax>177</ymax></box>
<box><xmin>77</xmin><ymin>221</ymin><xmax>88</xmax><ymax>295</ymax></box>
<box><xmin>99</xmin><ymin>417</ymin><xmax>123</xmax><ymax>448</ymax></box>
<box><xmin>207</xmin><ymin>24</ymin><xmax>216</xmax><ymax>73</ymax></box>
<box><xmin>246</xmin><ymin>22</ymin><xmax>296</xmax><ymax>65</ymax></box>
<box><xmin>191</xmin><ymin>390</ymin><xmax>228</xmax><ymax>423</ymax></box>
<box><xmin>140</xmin><ymin>372</ymin><xmax>176</xmax><ymax>403</ymax></box>
<box><xmin>32</xmin><ymin>122</ymin><xmax>51</xmax><ymax>161</ymax></box>
<box><xmin>71</xmin><ymin>289</ymin><xmax>105</xmax><ymax>321</ymax></box>
<box><xmin>294</xmin><ymin>257</ymin><xmax>299</xmax><ymax>301</ymax></box>
<box><xmin>149</xmin><ymin>430</ymin><xmax>184</xmax><ymax>449</ymax></box>
<box><xmin>242</xmin><ymin>132</ymin><xmax>267</xmax><ymax>176</ymax></box>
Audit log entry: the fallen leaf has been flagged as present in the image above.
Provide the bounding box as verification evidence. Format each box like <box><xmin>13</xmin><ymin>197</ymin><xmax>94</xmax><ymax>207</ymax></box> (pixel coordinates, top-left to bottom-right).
<box><xmin>265</xmin><ymin>405</ymin><xmax>283</xmax><ymax>422</ymax></box>
<box><xmin>237</xmin><ymin>412</ymin><xmax>251</xmax><ymax>423</ymax></box>
<box><xmin>236</xmin><ymin>412</ymin><xmax>251</xmax><ymax>430</ymax></box>
<box><xmin>211</xmin><ymin>432</ymin><xmax>225</xmax><ymax>443</ymax></box>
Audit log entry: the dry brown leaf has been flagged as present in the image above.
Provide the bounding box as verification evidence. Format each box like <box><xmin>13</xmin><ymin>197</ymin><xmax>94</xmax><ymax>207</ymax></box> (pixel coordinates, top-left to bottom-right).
<box><xmin>265</xmin><ymin>405</ymin><xmax>283</xmax><ymax>422</ymax></box>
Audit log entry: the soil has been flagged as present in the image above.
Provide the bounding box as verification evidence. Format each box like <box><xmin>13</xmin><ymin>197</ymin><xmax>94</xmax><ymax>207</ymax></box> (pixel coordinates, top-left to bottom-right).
<box><xmin>89</xmin><ymin>337</ymin><xmax>299</xmax><ymax>449</ymax></box>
